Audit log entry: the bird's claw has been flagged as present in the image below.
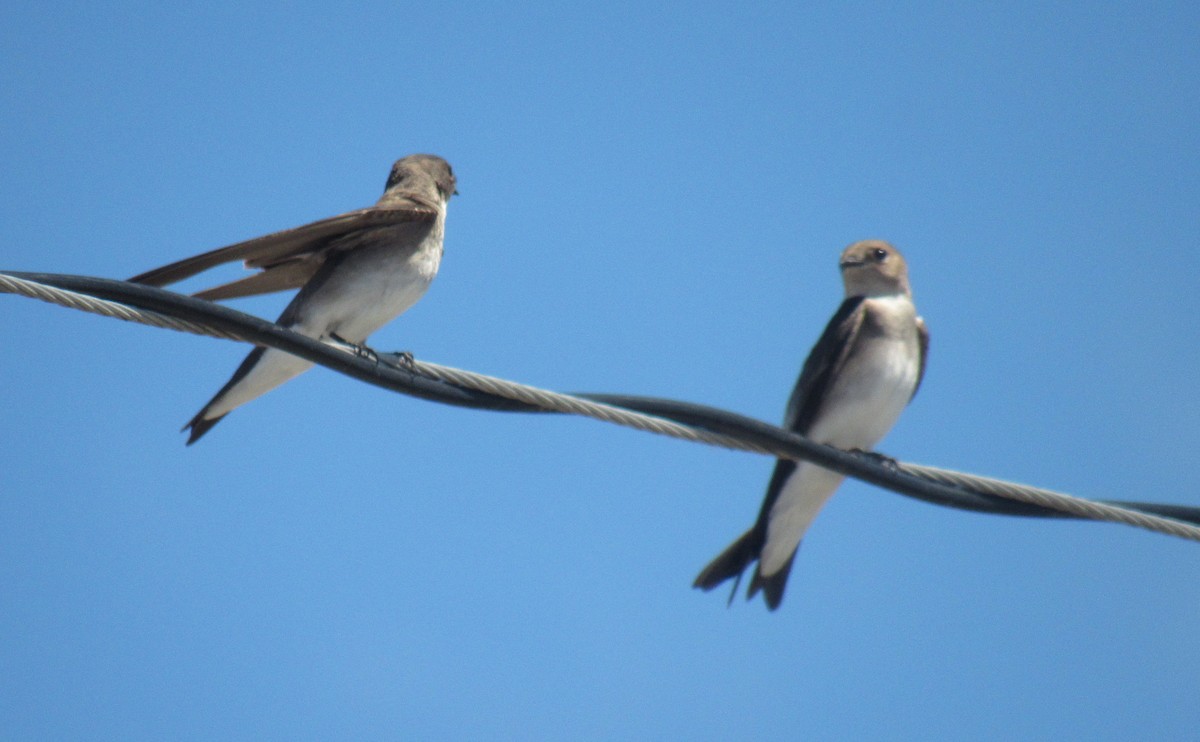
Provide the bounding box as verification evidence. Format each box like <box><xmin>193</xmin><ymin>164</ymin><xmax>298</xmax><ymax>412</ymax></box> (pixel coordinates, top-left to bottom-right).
<box><xmin>382</xmin><ymin>350</ymin><xmax>416</xmax><ymax>371</ymax></box>
<box><xmin>329</xmin><ymin>333</ymin><xmax>379</xmax><ymax>364</ymax></box>
<box><xmin>850</xmin><ymin>448</ymin><xmax>899</xmax><ymax>470</ymax></box>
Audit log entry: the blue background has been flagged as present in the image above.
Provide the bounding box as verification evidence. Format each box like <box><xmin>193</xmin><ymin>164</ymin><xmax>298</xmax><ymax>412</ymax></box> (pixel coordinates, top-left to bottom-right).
<box><xmin>2</xmin><ymin>3</ymin><xmax>1198</xmax><ymax>739</ymax></box>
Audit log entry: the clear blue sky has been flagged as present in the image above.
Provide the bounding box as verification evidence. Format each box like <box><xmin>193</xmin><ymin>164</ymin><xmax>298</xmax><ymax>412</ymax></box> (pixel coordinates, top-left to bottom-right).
<box><xmin>3</xmin><ymin>3</ymin><xmax>1199</xmax><ymax>739</ymax></box>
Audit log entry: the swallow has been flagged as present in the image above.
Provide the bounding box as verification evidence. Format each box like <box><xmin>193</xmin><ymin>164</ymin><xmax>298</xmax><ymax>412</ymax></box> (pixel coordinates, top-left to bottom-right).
<box><xmin>130</xmin><ymin>154</ymin><xmax>457</xmax><ymax>443</ymax></box>
<box><xmin>694</xmin><ymin>240</ymin><xmax>928</xmax><ymax>609</ymax></box>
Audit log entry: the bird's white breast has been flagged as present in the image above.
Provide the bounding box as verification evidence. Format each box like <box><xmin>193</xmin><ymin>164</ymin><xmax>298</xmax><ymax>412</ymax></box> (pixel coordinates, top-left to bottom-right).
<box><xmin>296</xmin><ymin>215</ymin><xmax>445</xmax><ymax>343</ymax></box>
<box><xmin>808</xmin><ymin>294</ymin><xmax>920</xmax><ymax>450</ymax></box>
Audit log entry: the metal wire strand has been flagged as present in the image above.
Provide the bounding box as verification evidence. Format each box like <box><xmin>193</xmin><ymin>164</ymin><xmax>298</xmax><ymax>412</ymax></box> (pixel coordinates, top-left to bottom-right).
<box><xmin>5</xmin><ymin>270</ymin><xmax>1200</xmax><ymax>543</ymax></box>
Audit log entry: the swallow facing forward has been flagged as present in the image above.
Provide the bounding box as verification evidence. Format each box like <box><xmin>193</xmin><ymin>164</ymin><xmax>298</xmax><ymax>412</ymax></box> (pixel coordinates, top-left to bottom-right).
<box><xmin>694</xmin><ymin>240</ymin><xmax>928</xmax><ymax>609</ymax></box>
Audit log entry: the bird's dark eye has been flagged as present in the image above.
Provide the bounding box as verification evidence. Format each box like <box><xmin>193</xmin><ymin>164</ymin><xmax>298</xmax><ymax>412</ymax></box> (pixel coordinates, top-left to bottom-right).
<box><xmin>872</xmin><ymin>248</ymin><xmax>888</xmax><ymax>261</ymax></box>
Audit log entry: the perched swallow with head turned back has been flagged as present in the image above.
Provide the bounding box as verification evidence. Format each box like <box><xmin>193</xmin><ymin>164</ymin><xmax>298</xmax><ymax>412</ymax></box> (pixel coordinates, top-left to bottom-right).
<box><xmin>694</xmin><ymin>240</ymin><xmax>928</xmax><ymax>610</ymax></box>
<box><xmin>130</xmin><ymin>154</ymin><xmax>457</xmax><ymax>444</ymax></box>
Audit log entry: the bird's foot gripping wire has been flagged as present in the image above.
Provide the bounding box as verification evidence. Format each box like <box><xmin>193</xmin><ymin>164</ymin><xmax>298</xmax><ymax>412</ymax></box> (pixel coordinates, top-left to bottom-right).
<box><xmin>849</xmin><ymin>448</ymin><xmax>900</xmax><ymax>471</ymax></box>
<box><xmin>328</xmin><ymin>333</ymin><xmax>379</xmax><ymax>364</ymax></box>
<box><xmin>381</xmin><ymin>350</ymin><xmax>416</xmax><ymax>372</ymax></box>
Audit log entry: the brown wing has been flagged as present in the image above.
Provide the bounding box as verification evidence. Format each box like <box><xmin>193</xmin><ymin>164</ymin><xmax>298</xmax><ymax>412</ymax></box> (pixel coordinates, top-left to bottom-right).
<box><xmin>128</xmin><ymin>203</ymin><xmax>437</xmax><ymax>289</ymax></box>
<box><xmin>783</xmin><ymin>297</ymin><xmax>866</xmax><ymax>435</ymax></box>
<box><xmin>910</xmin><ymin>315</ymin><xmax>930</xmax><ymax>401</ymax></box>
<box><xmin>692</xmin><ymin>298</ymin><xmax>867</xmax><ymax>607</ymax></box>
<box><xmin>191</xmin><ymin>260</ymin><xmax>322</xmax><ymax>301</ymax></box>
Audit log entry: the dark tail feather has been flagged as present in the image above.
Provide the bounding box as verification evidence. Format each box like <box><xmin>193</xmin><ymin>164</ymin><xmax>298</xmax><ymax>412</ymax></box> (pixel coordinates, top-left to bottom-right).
<box><xmin>746</xmin><ymin>547</ymin><xmax>799</xmax><ymax>611</ymax></box>
<box><xmin>180</xmin><ymin>346</ymin><xmax>268</xmax><ymax>445</ymax></box>
<box><xmin>694</xmin><ymin>529</ymin><xmax>762</xmax><ymax>603</ymax></box>
<box><xmin>184</xmin><ymin>410</ymin><xmax>227</xmax><ymax>445</ymax></box>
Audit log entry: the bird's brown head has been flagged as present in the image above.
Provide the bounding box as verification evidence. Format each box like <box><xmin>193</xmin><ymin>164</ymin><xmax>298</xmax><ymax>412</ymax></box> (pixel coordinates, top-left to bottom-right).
<box><xmin>385</xmin><ymin>154</ymin><xmax>458</xmax><ymax>201</ymax></box>
<box><xmin>838</xmin><ymin>239</ymin><xmax>911</xmax><ymax>298</ymax></box>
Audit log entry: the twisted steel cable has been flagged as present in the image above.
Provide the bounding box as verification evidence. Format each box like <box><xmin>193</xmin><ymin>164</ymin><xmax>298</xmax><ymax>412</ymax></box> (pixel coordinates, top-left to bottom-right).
<box><xmin>5</xmin><ymin>270</ymin><xmax>1200</xmax><ymax>543</ymax></box>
